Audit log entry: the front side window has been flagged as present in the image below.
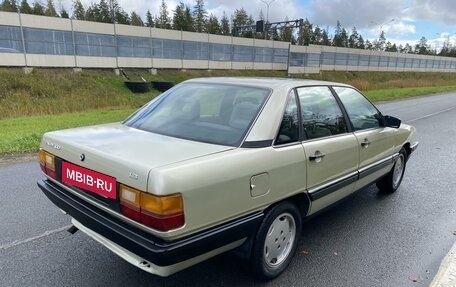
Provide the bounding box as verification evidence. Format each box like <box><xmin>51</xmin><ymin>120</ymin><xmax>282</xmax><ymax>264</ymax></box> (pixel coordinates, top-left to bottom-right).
<box><xmin>334</xmin><ymin>87</ymin><xmax>382</xmax><ymax>131</ymax></box>
<box><xmin>297</xmin><ymin>86</ymin><xmax>348</xmax><ymax>140</ymax></box>
<box><xmin>124</xmin><ymin>83</ymin><xmax>270</xmax><ymax>146</ymax></box>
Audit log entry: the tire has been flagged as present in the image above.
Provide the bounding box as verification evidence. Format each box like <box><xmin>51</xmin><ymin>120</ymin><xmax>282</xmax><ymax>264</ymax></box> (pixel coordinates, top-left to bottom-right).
<box><xmin>251</xmin><ymin>201</ymin><xmax>302</xmax><ymax>280</ymax></box>
<box><xmin>377</xmin><ymin>147</ymin><xmax>407</xmax><ymax>194</ymax></box>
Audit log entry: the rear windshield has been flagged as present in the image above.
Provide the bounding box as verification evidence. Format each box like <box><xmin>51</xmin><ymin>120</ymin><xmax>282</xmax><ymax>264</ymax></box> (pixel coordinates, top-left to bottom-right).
<box><xmin>124</xmin><ymin>83</ymin><xmax>270</xmax><ymax>146</ymax></box>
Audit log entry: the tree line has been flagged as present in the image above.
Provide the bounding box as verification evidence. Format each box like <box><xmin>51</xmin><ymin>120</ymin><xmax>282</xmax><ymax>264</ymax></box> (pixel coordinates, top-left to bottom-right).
<box><xmin>2</xmin><ymin>0</ymin><xmax>456</xmax><ymax>57</ymax></box>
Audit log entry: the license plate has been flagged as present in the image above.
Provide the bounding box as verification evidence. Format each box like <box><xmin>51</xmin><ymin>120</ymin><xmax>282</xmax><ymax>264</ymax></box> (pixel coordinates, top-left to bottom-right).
<box><xmin>62</xmin><ymin>161</ymin><xmax>117</xmax><ymax>199</ymax></box>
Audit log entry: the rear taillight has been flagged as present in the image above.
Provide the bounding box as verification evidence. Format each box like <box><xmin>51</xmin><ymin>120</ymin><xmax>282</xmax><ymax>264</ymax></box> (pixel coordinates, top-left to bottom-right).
<box><xmin>119</xmin><ymin>184</ymin><xmax>184</xmax><ymax>232</ymax></box>
<box><xmin>39</xmin><ymin>149</ymin><xmax>56</xmax><ymax>179</ymax></box>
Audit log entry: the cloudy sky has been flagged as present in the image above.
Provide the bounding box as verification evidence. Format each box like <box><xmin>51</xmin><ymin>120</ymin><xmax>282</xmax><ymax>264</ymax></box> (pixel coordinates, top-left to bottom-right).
<box><xmin>54</xmin><ymin>0</ymin><xmax>456</xmax><ymax>50</ymax></box>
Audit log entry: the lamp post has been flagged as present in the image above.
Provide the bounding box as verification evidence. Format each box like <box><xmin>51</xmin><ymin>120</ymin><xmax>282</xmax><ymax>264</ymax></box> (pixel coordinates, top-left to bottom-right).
<box><xmin>370</xmin><ymin>18</ymin><xmax>395</xmax><ymax>36</ymax></box>
<box><xmin>260</xmin><ymin>0</ymin><xmax>277</xmax><ymax>39</ymax></box>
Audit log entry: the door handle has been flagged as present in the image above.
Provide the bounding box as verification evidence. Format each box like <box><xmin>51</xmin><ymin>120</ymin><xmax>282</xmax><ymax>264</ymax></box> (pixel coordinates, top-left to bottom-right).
<box><xmin>361</xmin><ymin>138</ymin><xmax>371</xmax><ymax>148</ymax></box>
<box><xmin>309</xmin><ymin>151</ymin><xmax>326</xmax><ymax>162</ymax></box>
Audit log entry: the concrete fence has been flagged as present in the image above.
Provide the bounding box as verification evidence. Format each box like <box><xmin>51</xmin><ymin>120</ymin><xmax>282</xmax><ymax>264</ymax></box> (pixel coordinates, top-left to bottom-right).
<box><xmin>1</xmin><ymin>11</ymin><xmax>456</xmax><ymax>74</ymax></box>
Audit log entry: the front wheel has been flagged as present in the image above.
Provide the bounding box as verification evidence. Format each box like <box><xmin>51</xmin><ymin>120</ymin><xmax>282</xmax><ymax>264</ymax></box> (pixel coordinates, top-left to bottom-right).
<box><xmin>250</xmin><ymin>201</ymin><xmax>302</xmax><ymax>280</ymax></box>
<box><xmin>377</xmin><ymin>147</ymin><xmax>407</xmax><ymax>193</ymax></box>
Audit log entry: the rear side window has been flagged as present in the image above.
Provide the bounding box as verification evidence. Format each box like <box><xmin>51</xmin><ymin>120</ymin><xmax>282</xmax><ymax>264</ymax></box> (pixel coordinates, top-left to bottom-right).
<box><xmin>296</xmin><ymin>86</ymin><xmax>348</xmax><ymax>140</ymax></box>
<box><xmin>334</xmin><ymin>87</ymin><xmax>382</xmax><ymax>131</ymax></box>
<box><xmin>275</xmin><ymin>92</ymin><xmax>299</xmax><ymax>145</ymax></box>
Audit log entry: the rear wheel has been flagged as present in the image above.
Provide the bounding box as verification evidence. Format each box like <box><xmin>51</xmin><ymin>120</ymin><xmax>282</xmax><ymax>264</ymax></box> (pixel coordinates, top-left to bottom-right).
<box><xmin>251</xmin><ymin>201</ymin><xmax>302</xmax><ymax>280</ymax></box>
<box><xmin>377</xmin><ymin>147</ymin><xmax>407</xmax><ymax>193</ymax></box>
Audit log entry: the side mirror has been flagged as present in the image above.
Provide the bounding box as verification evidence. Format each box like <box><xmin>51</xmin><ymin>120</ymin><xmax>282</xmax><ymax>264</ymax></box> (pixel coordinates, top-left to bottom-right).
<box><xmin>384</xmin><ymin>115</ymin><xmax>401</xmax><ymax>128</ymax></box>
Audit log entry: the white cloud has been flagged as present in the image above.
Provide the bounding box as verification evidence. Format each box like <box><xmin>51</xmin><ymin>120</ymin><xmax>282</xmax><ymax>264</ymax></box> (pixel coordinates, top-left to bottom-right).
<box><xmin>389</xmin><ymin>21</ymin><xmax>416</xmax><ymax>35</ymax></box>
<box><xmin>409</xmin><ymin>0</ymin><xmax>456</xmax><ymax>24</ymax></box>
<box><xmin>306</xmin><ymin>0</ymin><xmax>408</xmax><ymax>29</ymax></box>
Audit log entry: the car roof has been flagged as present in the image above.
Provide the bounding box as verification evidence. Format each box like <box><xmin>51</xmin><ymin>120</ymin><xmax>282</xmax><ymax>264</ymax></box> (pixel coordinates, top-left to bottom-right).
<box><xmin>184</xmin><ymin>77</ymin><xmax>352</xmax><ymax>90</ymax></box>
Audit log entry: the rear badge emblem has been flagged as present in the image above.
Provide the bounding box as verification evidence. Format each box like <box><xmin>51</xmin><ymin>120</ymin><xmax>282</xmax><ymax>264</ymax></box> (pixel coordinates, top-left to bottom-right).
<box><xmin>129</xmin><ymin>172</ymin><xmax>139</xmax><ymax>180</ymax></box>
<box><xmin>80</xmin><ymin>154</ymin><xmax>85</xmax><ymax>161</ymax></box>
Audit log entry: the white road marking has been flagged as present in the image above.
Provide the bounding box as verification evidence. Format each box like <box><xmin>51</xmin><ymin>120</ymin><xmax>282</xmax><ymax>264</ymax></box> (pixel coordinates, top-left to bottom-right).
<box><xmin>0</xmin><ymin>225</ymin><xmax>72</xmax><ymax>251</ymax></box>
<box><xmin>407</xmin><ymin>106</ymin><xmax>456</xmax><ymax>123</ymax></box>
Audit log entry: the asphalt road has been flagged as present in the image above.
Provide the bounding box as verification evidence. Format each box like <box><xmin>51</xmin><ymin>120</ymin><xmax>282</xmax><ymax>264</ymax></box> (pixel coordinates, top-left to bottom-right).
<box><xmin>1</xmin><ymin>92</ymin><xmax>456</xmax><ymax>287</ymax></box>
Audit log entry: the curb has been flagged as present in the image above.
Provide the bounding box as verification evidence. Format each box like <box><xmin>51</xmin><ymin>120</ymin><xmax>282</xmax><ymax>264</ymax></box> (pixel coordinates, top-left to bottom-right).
<box><xmin>0</xmin><ymin>152</ymin><xmax>36</xmax><ymax>167</ymax></box>
<box><xmin>429</xmin><ymin>241</ymin><xmax>456</xmax><ymax>287</ymax></box>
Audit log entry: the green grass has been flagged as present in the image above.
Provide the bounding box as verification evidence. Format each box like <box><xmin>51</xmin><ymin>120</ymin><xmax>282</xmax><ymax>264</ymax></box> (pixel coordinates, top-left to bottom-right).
<box><xmin>2</xmin><ymin>68</ymin><xmax>456</xmax><ymax>155</ymax></box>
<box><xmin>0</xmin><ymin>108</ymin><xmax>134</xmax><ymax>155</ymax></box>
<box><xmin>365</xmin><ymin>85</ymin><xmax>456</xmax><ymax>102</ymax></box>
<box><xmin>0</xmin><ymin>68</ymin><xmax>156</xmax><ymax>119</ymax></box>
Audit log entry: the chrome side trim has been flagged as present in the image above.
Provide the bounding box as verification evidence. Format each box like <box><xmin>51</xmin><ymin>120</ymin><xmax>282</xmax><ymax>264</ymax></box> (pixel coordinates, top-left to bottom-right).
<box><xmin>308</xmin><ymin>171</ymin><xmax>358</xmax><ymax>201</ymax></box>
<box><xmin>358</xmin><ymin>154</ymin><xmax>397</xmax><ymax>180</ymax></box>
<box><xmin>410</xmin><ymin>141</ymin><xmax>419</xmax><ymax>153</ymax></box>
<box><xmin>308</xmin><ymin>153</ymin><xmax>398</xmax><ymax>201</ymax></box>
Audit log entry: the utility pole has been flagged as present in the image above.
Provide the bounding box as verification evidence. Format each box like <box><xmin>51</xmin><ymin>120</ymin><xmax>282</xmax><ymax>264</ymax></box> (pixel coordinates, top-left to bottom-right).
<box><xmin>109</xmin><ymin>0</ymin><xmax>115</xmax><ymax>23</ymax></box>
<box><xmin>260</xmin><ymin>0</ymin><xmax>277</xmax><ymax>39</ymax></box>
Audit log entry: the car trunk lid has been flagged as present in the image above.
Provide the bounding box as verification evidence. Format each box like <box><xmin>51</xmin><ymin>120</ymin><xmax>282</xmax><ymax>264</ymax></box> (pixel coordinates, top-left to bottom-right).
<box><xmin>41</xmin><ymin>122</ymin><xmax>233</xmax><ymax>193</ymax></box>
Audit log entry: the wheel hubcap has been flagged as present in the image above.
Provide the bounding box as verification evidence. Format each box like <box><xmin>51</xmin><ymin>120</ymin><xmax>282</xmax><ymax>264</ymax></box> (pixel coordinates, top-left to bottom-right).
<box><xmin>392</xmin><ymin>154</ymin><xmax>405</xmax><ymax>188</ymax></box>
<box><xmin>264</xmin><ymin>212</ymin><xmax>296</xmax><ymax>268</ymax></box>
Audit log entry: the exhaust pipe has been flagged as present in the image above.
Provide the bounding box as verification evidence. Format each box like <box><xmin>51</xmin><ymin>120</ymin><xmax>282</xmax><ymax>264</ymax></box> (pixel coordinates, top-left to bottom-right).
<box><xmin>67</xmin><ymin>225</ymin><xmax>79</xmax><ymax>234</ymax></box>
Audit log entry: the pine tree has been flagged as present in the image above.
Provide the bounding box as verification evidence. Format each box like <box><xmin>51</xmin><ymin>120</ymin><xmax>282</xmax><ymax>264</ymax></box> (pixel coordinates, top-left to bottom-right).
<box><xmin>220</xmin><ymin>12</ymin><xmax>230</xmax><ymax>35</ymax></box>
<box><xmin>340</xmin><ymin>28</ymin><xmax>349</xmax><ymax>47</ymax></box>
<box><xmin>280</xmin><ymin>17</ymin><xmax>294</xmax><ymax>43</ymax></box>
<box><xmin>72</xmin><ymin>0</ymin><xmax>85</xmax><ymax>20</ymax></box>
<box><xmin>415</xmin><ymin>37</ymin><xmax>431</xmax><ymax>54</ymax></box>
<box><xmin>130</xmin><ymin>11</ymin><xmax>143</xmax><ymax>26</ymax></box>
<box><xmin>301</xmin><ymin>18</ymin><xmax>313</xmax><ymax>46</ymax></box>
<box><xmin>193</xmin><ymin>0</ymin><xmax>207</xmax><ymax>33</ymax></box>
<box><xmin>32</xmin><ymin>1</ymin><xmax>45</xmax><ymax>15</ymax></box>
<box><xmin>281</xmin><ymin>25</ymin><xmax>294</xmax><ymax>43</ymax></box>
<box><xmin>321</xmin><ymin>28</ymin><xmax>331</xmax><ymax>46</ymax></box>
<box><xmin>405</xmin><ymin>43</ymin><xmax>413</xmax><ymax>53</ymax></box>
<box><xmin>206</xmin><ymin>14</ymin><xmax>220</xmax><ymax>35</ymax></box>
<box><xmin>0</xmin><ymin>0</ymin><xmax>18</xmax><ymax>12</ymax></box>
<box><xmin>145</xmin><ymin>10</ymin><xmax>154</xmax><ymax>27</ymax></box>
<box><xmin>98</xmin><ymin>0</ymin><xmax>111</xmax><ymax>23</ymax></box>
<box><xmin>156</xmin><ymin>0</ymin><xmax>171</xmax><ymax>29</ymax></box>
<box><xmin>85</xmin><ymin>3</ymin><xmax>100</xmax><ymax>22</ymax></box>
<box><xmin>173</xmin><ymin>3</ymin><xmax>194</xmax><ymax>31</ymax></box>
<box><xmin>45</xmin><ymin>0</ymin><xmax>58</xmax><ymax>17</ymax></box>
<box><xmin>19</xmin><ymin>0</ymin><xmax>32</xmax><ymax>13</ymax></box>
<box><xmin>357</xmin><ymin>35</ymin><xmax>365</xmax><ymax>49</ymax></box>
<box><xmin>115</xmin><ymin>8</ymin><xmax>129</xmax><ymax>24</ymax></box>
<box><xmin>374</xmin><ymin>30</ymin><xmax>386</xmax><ymax>51</ymax></box>
<box><xmin>184</xmin><ymin>5</ymin><xmax>194</xmax><ymax>31</ymax></box>
<box><xmin>313</xmin><ymin>26</ymin><xmax>322</xmax><ymax>45</ymax></box>
<box><xmin>108</xmin><ymin>0</ymin><xmax>129</xmax><ymax>24</ymax></box>
<box><xmin>385</xmin><ymin>42</ymin><xmax>398</xmax><ymax>52</ymax></box>
<box><xmin>60</xmin><ymin>7</ymin><xmax>69</xmax><ymax>18</ymax></box>
<box><xmin>332</xmin><ymin>21</ymin><xmax>344</xmax><ymax>47</ymax></box>
<box><xmin>232</xmin><ymin>8</ymin><xmax>249</xmax><ymax>36</ymax></box>
<box><xmin>270</xmin><ymin>28</ymin><xmax>280</xmax><ymax>41</ymax></box>
<box><xmin>348</xmin><ymin>27</ymin><xmax>359</xmax><ymax>48</ymax></box>
<box><xmin>173</xmin><ymin>2</ymin><xmax>186</xmax><ymax>30</ymax></box>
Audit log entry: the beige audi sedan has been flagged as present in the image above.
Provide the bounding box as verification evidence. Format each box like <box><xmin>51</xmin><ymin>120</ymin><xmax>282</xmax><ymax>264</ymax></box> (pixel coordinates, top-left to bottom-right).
<box><xmin>38</xmin><ymin>78</ymin><xmax>418</xmax><ymax>280</ymax></box>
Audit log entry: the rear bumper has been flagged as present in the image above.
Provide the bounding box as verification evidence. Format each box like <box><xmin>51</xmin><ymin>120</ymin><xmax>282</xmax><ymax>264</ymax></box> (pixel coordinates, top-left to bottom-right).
<box><xmin>37</xmin><ymin>180</ymin><xmax>263</xmax><ymax>272</ymax></box>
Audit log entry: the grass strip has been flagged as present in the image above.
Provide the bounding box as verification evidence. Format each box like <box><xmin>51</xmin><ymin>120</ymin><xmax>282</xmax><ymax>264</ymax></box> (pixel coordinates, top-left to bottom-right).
<box><xmin>365</xmin><ymin>85</ymin><xmax>456</xmax><ymax>102</ymax></box>
<box><xmin>0</xmin><ymin>108</ymin><xmax>134</xmax><ymax>155</ymax></box>
<box><xmin>1</xmin><ymin>85</ymin><xmax>456</xmax><ymax>156</ymax></box>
